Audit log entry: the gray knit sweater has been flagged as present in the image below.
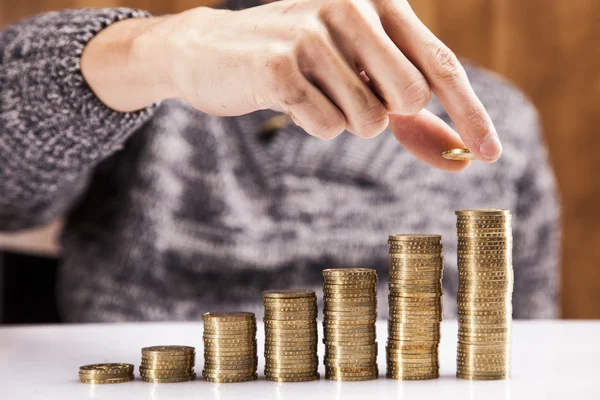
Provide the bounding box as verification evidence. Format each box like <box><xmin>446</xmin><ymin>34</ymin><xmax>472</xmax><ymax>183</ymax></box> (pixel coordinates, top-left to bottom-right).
<box><xmin>0</xmin><ymin>8</ymin><xmax>559</xmax><ymax>322</ymax></box>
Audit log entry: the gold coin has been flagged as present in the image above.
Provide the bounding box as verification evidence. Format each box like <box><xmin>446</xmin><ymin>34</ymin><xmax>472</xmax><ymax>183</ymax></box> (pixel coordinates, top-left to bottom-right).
<box><xmin>204</xmin><ymin>350</ymin><xmax>257</xmax><ymax>358</ymax></box>
<box><xmin>263</xmin><ymin>304</ymin><xmax>317</xmax><ymax>311</ymax></box>
<box><xmin>78</xmin><ymin>372</ymin><xmax>133</xmax><ymax>380</ymax></box>
<box><xmin>140</xmin><ymin>362</ymin><xmax>194</xmax><ymax>370</ymax></box>
<box><xmin>264</xmin><ymin>371</ymin><xmax>319</xmax><ymax>379</ymax></box>
<box><xmin>263</xmin><ymin>297</ymin><xmax>316</xmax><ymax>304</ymax></box>
<box><xmin>387</xmin><ymin>373</ymin><xmax>439</xmax><ymax>380</ymax></box>
<box><xmin>323</xmin><ymin>268</ymin><xmax>377</xmax><ymax>277</ymax></box>
<box><xmin>389</xmin><ymin>234</ymin><xmax>442</xmax><ymax>242</ymax></box>
<box><xmin>265</xmin><ymin>374</ymin><xmax>319</xmax><ymax>382</ymax></box>
<box><xmin>265</xmin><ymin>345</ymin><xmax>316</xmax><ymax>353</ymax></box>
<box><xmin>264</xmin><ymin>327</ymin><xmax>318</xmax><ymax>336</ymax></box>
<box><xmin>264</xmin><ymin>365</ymin><xmax>318</xmax><ymax>374</ymax></box>
<box><xmin>139</xmin><ymin>369</ymin><xmax>195</xmax><ymax>379</ymax></box>
<box><xmin>141</xmin><ymin>374</ymin><xmax>196</xmax><ymax>383</ymax></box>
<box><xmin>263</xmin><ymin>289</ymin><xmax>316</xmax><ymax>299</ymax></box>
<box><xmin>203</xmin><ymin>374</ymin><xmax>258</xmax><ymax>383</ymax></box>
<box><xmin>326</xmin><ymin>374</ymin><xmax>378</xmax><ymax>381</ymax></box>
<box><xmin>79</xmin><ymin>363</ymin><xmax>134</xmax><ymax>375</ymax></box>
<box><xmin>79</xmin><ymin>376</ymin><xmax>134</xmax><ymax>384</ymax></box>
<box><xmin>202</xmin><ymin>311</ymin><xmax>255</xmax><ymax>322</ymax></box>
<box><xmin>264</xmin><ymin>313</ymin><xmax>317</xmax><ymax>321</ymax></box>
<box><xmin>202</xmin><ymin>370</ymin><xmax>257</xmax><ymax>379</ymax></box>
<box><xmin>142</xmin><ymin>346</ymin><xmax>195</xmax><ymax>357</ymax></box>
<box><xmin>265</xmin><ymin>358</ymin><xmax>318</xmax><ymax>366</ymax></box>
<box><xmin>204</xmin><ymin>362</ymin><xmax>257</xmax><ymax>370</ymax></box>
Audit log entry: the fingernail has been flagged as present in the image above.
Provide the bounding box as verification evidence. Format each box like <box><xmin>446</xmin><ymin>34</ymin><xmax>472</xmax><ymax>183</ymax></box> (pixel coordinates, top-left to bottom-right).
<box><xmin>479</xmin><ymin>133</ymin><xmax>503</xmax><ymax>162</ymax></box>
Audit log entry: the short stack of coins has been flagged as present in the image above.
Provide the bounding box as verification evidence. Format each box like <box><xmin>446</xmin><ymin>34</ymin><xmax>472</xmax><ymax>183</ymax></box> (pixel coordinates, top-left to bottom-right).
<box><xmin>322</xmin><ymin>268</ymin><xmax>378</xmax><ymax>381</ymax></box>
<box><xmin>387</xmin><ymin>234</ymin><xmax>443</xmax><ymax>380</ymax></box>
<box><xmin>263</xmin><ymin>289</ymin><xmax>319</xmax><ymax>382</ymax></box>
<box><xmin>140</xmin><ymin>346</ymin><xmax>196</xmax><ymax>383</ymax></box>
<box><xmin>456</xmin><ymin>209</ymin><xmax>513</xmax><ymax>380</ymax></box>
<box><xmin>79</xmin><ymin>363</ymin><xmax>134</xmax><ymax>384</ymax></box>
<box><xmin>202</xmin><ymin>312</ymin><xmax>258</xmax><ymax>383</ymax></box>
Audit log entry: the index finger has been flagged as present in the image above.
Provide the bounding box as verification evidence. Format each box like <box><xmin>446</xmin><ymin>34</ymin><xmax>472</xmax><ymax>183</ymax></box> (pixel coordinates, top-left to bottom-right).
<box><xmin>377</xmin><ymin>0</ymin><xmax>502</xmax><ymax>162</ymax></box>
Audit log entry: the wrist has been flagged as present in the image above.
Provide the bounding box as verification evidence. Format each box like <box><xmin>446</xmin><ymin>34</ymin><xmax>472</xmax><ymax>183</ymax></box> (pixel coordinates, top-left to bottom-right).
<box><xmin>129</xmin><ymin>7</ymin><xmax>229</xmax><ymax>107</ymax></box>
<box><xmin>81</xmin><ymin>16</ymin><xmax>178</xmax><ymax>112</ymax></box>
<box><xmin>127</xmin><ymin>16</ymin><xmax>181</xmax><ymax>104</ymax></box>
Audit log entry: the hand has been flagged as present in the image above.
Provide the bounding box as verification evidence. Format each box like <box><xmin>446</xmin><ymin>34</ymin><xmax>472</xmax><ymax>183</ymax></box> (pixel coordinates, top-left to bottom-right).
<box><xmin>85</xmin><ymin>0</ymin><xmax>502</xmax><ymax>170</ymax></box>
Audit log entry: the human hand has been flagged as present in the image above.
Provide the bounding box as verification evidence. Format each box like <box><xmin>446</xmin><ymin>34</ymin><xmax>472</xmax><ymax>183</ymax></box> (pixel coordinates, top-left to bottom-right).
<box><xmin>118</xmin><ymin>0</ymin><xmax>502</xmax><ymax>170</ymax></box>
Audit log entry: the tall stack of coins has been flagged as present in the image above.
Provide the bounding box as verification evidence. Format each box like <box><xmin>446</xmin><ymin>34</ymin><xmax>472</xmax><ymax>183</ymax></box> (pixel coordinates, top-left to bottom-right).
<box><xmin>456</xmin><ymin>209</ymin><xmax>513</xmax><ymax>380</ymax></box>
<box><xmin>263</xmin><ymin>289</ymin><xmax>319</xmax><ymax>382</ymax></box>
<box><xmin>202</xmin><ymin>312</ymin><xmax>258</xmax><ymax>383</ymax></box>
<box><xmin>140</xmin><ymin>346</ymin><xmax>196</xmax><ymax>383</ymax></box>
<box><xmin>387</xmin><ymin>234</ymin><xmax>443</xmax><ymax>380</ymax></box>
<box><xmin>322</xmin><ymin>268</ymin><xmax>378</xmax><ymax>381</ymax></box>
<box><xmin>79</xmin><ymin>363</ymin><xmax>134</xmax><ymax>384</ymax></box>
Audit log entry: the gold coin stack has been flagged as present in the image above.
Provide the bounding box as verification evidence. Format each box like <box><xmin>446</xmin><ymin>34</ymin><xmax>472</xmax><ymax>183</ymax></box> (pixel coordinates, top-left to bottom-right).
<box><xmin>263</xmin><ymin>289</ymin><xmax>319</xmax><ymax>382</ymax></box>
<box><xmin>456</xmin><ymin>209</ymin><xmax>513</xmax><ymax>380</ymax></box>
<box><xmin>202</xmin><ymin>312</ymin><xmax>258</xmax><ymax>383</ymax></box>
<box><xmin>78</xmin><ymin>363</ymin><xmax>134</xmax><ymax>384</ymax></box>
<box><xmin>387</xmin><ymin>234</ymin><xmax>443</xmax><ymax>380</ymax></box>
<box><xmin>140</xmin><ymin>346</ymin><xmax>196</xmax><ymax>383</ymax></box>
<box><xmin>322</xmin><ymin>268</ymin><xmax>378</xmax><ymax>381</ymax></box>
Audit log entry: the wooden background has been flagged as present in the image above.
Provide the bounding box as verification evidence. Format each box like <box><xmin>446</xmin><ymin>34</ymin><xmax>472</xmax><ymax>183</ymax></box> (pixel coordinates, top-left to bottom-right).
<box><xmin>1</xmin><ymin>0</ymin><xmax>599</xmax><ymax>318</ymax></box>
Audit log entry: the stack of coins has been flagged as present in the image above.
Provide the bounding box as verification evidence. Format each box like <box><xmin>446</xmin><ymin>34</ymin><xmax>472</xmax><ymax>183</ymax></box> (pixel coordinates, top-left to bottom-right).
<box><xmin>263</xmin><ymin>289</ymin><xmax>319</xmax><ymax>382</ymax></box>
<box><xmin>322</xmin><ymin>268</ymin><xmax>378</xmax><ymax>381</ymax></box>
<box><xmin>202</xmin><ymin>312</ymin><xmax>258</xmax><ymax>383</ymax></box>
<box><xmin>79</xmin><ymin>363</ymin><xmax>134</xmax><ymax>384</ymax></box>
<box><xmin>456</xmin><ymin>209</ymin><xmax>513</xmax><ymax>380</ymax></box>
<box><xmin>387</xmin><ymin>234</ymin><xmax>443</xmax><ymax>380</ymax></box>
<box><xmin>140</xmin><ymin>346</ymin><xmax>196</xmax><ymax>383</ymax></box>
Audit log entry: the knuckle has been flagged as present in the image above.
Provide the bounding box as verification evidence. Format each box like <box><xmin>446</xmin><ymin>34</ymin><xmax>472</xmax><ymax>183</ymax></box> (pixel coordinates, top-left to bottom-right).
<box><xmin>320</xmin><ymin>0</ymin><xmax>364</xmax><ymax>22</ymax></box>
<box><xmin>297</xmin><ymin>23</ymin><xmax>328</xmax><ymax>50</ymax></box>
<box><xmin>265</xmin><ymin>46</ymin><xmax>296</xmax><ymax>81</ymax></box>
<box><xmin>317</xmin><ymin>114</ymin><xmax>346</xmax><ymax>139</ymax></box>
<box><xmin>279</xmin><ymin>82</ymin><xmax>308</xmax><ymax>107</ymax></box>
<box><xmin>337</xmin><ymin>0</ymin><xmax>361</xmax><ymax>16</ymax></box>
<box><xmin>401</xmin><ymin>77</ymin><xmax>431</xmax><ymax>114</ymax></box>
<box><xmin>428</xmin><ymin>43</ymin><xmax>464</xmax><ymax>84</ymax></box>
<box><xmin>356</xmin><ymin>106</ymin><xmax>389</xmax><ymax>138</ymax></box>
<box><xmin>264</xmin><ymin>47</ymin><xmax>305</xmax><ymax>106</ymax></box>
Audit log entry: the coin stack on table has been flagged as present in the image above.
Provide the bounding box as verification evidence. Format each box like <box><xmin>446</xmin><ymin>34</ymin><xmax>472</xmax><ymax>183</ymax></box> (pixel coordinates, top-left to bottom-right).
<box><xmin>139</xmin><ymin>346</ymin><xmax>196</xmax><ymax>383</ymax></box>
<box><xmin>202</xmin><ymin>312</ymin><xmax>258</xmax><ymax>383</ymax></box>
<box><xmin>386</xmin><ymin>234</ymin><xmax>443</xmax><ymax>380</ymax></box>
<box><xmin>322</xmin><ymin>268</ymin><xmax>379</xmax><ymax>381</ymax></box>
<box><xmin>78</xmin><ymin>363</ymin><xmax>134</xmax><ymax>384</ymax></box>
<box><xmin>456</xmin><ymin>209</ymin><xmax>513</xmax><ymax>380</ymax></box>
<box><xmin>263</xmin><ymin>289</ymin><xmax>319</xmax><ymax>382</ymax></box>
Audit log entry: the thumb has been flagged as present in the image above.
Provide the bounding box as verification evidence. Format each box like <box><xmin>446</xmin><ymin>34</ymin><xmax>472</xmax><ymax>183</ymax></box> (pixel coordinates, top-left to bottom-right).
<box><xmin>389</xmin><ymin>109</ymin><xmax>470</xmax><ymax>172</ymax></box>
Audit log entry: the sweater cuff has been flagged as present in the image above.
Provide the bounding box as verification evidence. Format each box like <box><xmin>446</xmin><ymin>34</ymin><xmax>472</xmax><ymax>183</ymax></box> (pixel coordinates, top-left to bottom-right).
<box><xmin>0</xmin><ymin>8</ymin><xmax>156</xmax><ymax>202</ymax></box>
<box><xmin>64</xmin><ymin>8</ymin><xmax>157</xmax><ymax>160</ymax></box>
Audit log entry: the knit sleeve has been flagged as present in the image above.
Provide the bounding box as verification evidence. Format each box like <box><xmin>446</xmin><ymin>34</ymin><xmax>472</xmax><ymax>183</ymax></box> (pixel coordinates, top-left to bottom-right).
<box><xmin>0</xmin><ymin>8</ymin><xmax>155</xmax><ymax>231</ymax></box>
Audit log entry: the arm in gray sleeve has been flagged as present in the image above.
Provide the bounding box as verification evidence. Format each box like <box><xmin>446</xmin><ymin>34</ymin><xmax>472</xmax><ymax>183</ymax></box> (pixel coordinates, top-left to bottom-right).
<box><xmin>0</xmin><ymin>8</ymin><xmax>155</xmax><ymax>231</ymax></box>
<box><xmin>511</xmin><ymin>110</ymin><xmax>561</xmax><ymax>319</ymax></box>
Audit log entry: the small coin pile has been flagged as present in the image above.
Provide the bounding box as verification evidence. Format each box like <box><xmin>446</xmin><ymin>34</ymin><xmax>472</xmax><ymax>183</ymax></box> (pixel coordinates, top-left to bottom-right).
<box><xmin>79</xmin><ymin>363</ymin><xmax>134</xmax><ymax>384</ymax></box>
<box><xmin>322</xmin><ymin>268</ymin><xmax>378</xmax><ymax>381</ymax></box>
<box><xmin>202</xmin><ymin>312</ymin><xmax>258</xmax><ymax>383</ymax></box>
<box><xmin>263</xmin><ymin>289</ymin><xmax>319</xmax><ymax>382</ymax></box>
<box><xmin>387</xmin><ymin>234</ymin><xmax>443</xmax><ymax>380</ymax></box>
<box><xmin>456</xmin><ymin>209</ymin><xmax>513</xmax><ymax>380</ymax></box>
<box><xmin>140</xmin><ymin>346</ymin><xmax>196</xmax><ymax>383</ymax></box>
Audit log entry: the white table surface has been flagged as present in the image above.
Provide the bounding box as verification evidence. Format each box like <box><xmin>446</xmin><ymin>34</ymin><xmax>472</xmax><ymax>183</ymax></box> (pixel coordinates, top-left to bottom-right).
<box><xmin>1</xmin><ymin>320</ymin><xmax>598</xmax><ymax>399</ymax></box>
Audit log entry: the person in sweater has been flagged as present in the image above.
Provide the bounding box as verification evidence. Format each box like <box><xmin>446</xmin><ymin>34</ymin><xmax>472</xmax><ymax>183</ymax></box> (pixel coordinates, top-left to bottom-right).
<box><xmin>0</xmin><ymin>1</ymin><xmax>559</xmax><ymax>322</ymax></box>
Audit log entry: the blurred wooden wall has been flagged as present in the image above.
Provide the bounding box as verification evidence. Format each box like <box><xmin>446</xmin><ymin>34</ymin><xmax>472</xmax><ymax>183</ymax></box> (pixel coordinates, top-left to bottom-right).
<box><xmin>1</xmin><ymin>0</ymin><xmax>599</xmax><ymax>318</ymax></box>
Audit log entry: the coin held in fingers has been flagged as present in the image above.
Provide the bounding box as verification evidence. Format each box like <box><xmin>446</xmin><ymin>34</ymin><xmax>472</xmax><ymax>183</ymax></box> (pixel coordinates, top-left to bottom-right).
<box><xmin>442</xmin><ymin>149</ymin><xmax>476</xmax><ymax>161</ymax></box>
